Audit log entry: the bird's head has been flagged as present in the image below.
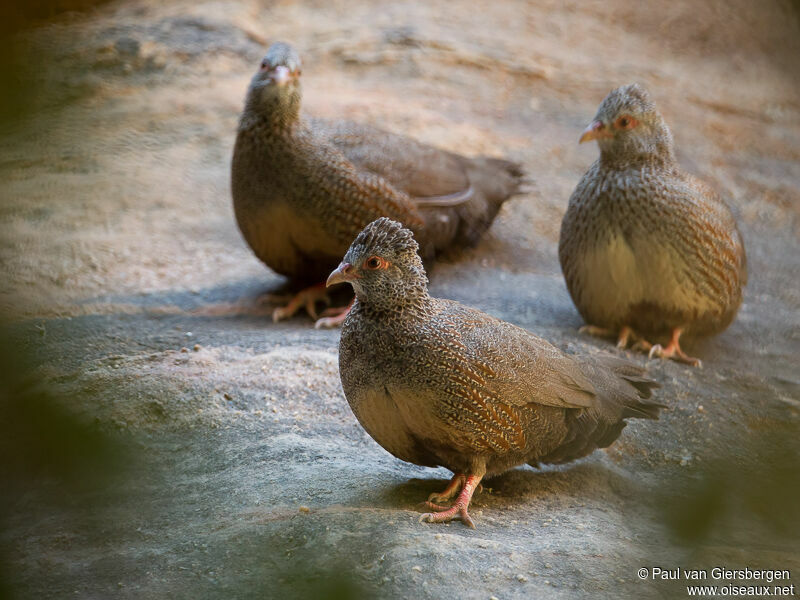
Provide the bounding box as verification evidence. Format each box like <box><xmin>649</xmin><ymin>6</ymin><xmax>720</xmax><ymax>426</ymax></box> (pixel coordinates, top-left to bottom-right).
<box><xmin>326</xmin><ymin>218</ymin><xmax>429</xmax><ymax>310</ymax></box>
<box><xmin>580</xmin><ymin>83</ymin><xmax>675</xmax><ymax>166</ymax></box>
<box><xmin>245</xmin><ymin>42</ymin><xmax>303</xmax><ymax>123</ymax></box>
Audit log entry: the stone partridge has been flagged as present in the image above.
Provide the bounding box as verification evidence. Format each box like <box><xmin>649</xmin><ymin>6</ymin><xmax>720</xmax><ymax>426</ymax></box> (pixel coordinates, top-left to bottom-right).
<box><xmin>232</xmin><ymin>42</ymin><xmax>524</xmax><ymax>327</ymax></box>
<box><xmin>559</xmin><ymin>83</ymin><xmax>747</xmax><ymax>366</ymax></box>
<box><xmin>329</xmin><ymin>218</ymin><xmax>664</xmax><ymax>528</ymax></box>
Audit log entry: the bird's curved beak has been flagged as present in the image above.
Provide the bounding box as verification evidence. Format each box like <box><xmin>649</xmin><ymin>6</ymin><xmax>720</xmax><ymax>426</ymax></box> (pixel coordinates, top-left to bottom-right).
<box><xmin>579</xmin><ymin>120</ymin><xmax>612</xmax><ymax>143</ymax></box>
<box><xmin>326</xmin><ymin>262</ymin><xmax>356</xmax><ymax>287</ymax></box>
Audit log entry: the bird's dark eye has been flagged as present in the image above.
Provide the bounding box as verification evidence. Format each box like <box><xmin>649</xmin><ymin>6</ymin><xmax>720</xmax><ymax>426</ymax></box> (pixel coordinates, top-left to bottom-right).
<box><xmin>364</xmin><ymin>256</ymin><xmax>386</xmax><ymax>270</ymax></box>
<box><xmin>260</xmin><ymin>60</ymin><xmax>269</xmax><ymax>70</ymax></box>
<box><xmin>615</xmin><ymin>114</ymin><xmax>638</xmax><ymax>130</ymax></box>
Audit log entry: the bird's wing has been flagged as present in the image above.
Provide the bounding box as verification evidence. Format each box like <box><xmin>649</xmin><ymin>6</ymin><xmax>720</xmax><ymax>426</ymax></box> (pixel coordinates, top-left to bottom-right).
<box><xmin>310</xmin><ymin>118</ymin><xmax>473</xmax><ymax>204</ymax></box>
<box><xmin>654</xmin><ymin>174</ymin><xmax>747</xmax><ymax>304</ymax></box>
<box><xmin>683</xmin><ymin>174</ymin><xmax>747</xmax><ymax>286</ymax></box>
<box><xmin>426</xmin><ymin>300</ymin><xmax>600</xmax><ymax>411</ymax></box>
<box><xmin>298</xmin><ymin>132</ymin><xmax>427</xmax><ymax>247</ymax></box>
<box><xmin>389</xmin><ymin>300</ymin><xmax>601</xmax><ymax>456</ymax></box>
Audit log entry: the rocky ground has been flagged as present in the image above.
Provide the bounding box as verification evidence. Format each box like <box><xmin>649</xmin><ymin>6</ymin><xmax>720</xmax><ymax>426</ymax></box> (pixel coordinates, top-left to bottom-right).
<box><xmin>1</xmin><ymin>1</ymin><xmax>799</xmax><ymax>598</ymax></box>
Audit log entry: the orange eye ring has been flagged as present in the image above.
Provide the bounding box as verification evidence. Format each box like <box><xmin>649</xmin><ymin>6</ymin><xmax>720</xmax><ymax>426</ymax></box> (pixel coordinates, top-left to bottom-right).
<box><xmin>364</xmin><ymin>256</ymin><xmax>389</xmax><ymax>270</ymax></box>
<box><xmin>615</xmin><ymin>115</ymin><xmax>638</xmax><ymax>130</ymax></box>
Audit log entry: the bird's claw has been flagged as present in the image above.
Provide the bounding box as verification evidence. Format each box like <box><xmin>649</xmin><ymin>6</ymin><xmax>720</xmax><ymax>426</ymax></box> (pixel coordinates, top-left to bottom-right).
<box><xmin>418</xmin><ymin>473</ymin><xmax>482</xmax><ymax>528</ymax></box>
<box><xmin>313</xmin><ymin>298</ymin><xmax>355</xmax><ymax>329</ymax></box>
<box><xmin>419</xmin><ymin>504</ymin><xmax>475</xmax><ymax>529</ymax></box>
<box><xmin>426</xmin><ymin>473</ymin><xmax>466</xmax><ymax>505</ymax></box>
<box><xmin>271</xmin><ymin>284</ymin><xmax>331</xmax><ymax>323</ymax></box>
<box><xmin>579</xmin><ymin>325</ymin><xmax>616</xmax><ymax>339</ymax></box>
<box><xmin>271</xmin><ymin>306</ymin><xmax>294</xmax><ymax>322</ymax></box>
<box><xmin>649</xmin><ymin>343</ymin><xmax>702</xmax><ymax>367</ymax></box>
<box><xmin>313</xmin><ymin>314</ymin><xmax>344</xmax><ymax>329</ymax></box>
<box><xmin>615</xmin><ymin>326</ymin><xmax>634</xmax><ymax>349</ymax></box>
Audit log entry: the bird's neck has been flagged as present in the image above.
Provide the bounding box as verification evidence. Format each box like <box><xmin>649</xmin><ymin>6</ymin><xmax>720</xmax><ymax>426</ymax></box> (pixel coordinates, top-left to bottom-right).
<box><xmin>240</xmin><ymin>93</ymin><xmax>301</xmax><ymax>135</ymax></box>
<box><xmin>599</xmin><ymin>117</ymin><xmax>678</xmax><ymax>171</ymax></box>
<box><xmin>599</xmin><ymin>141</ymin><xmax>677</xmax><ymax>171</ymax></box>
<box><xmin>354</xmin><ymin>285</ymin><xmax>434</xmax><ymax>322</ymax></box>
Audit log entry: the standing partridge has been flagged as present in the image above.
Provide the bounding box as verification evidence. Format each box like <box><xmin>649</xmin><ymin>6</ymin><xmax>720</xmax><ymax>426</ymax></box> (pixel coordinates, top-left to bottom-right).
<box><xmin>232</xmin><ymin>42</ymin><xmax>524</xmax><ymax>328</ymax></box>
<box><xmin>559</xmin><ymin>83</ymin><xmax>747</xmax><ymax>366</ymax></box>
<box><xmin>329</xmin><ymin>218</ymin><xmax>664</xmax><ymax>528</ymax></box>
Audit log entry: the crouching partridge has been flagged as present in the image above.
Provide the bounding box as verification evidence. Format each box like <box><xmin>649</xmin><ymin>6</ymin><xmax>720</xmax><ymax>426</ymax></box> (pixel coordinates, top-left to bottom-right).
<box><xmin>559</xmin><ymin>83</ymin><xmax>747</xmax><ymax>366</ymax></box>
<box><xmin>232</xmin><ymin>42</ymin><xmax>524</xmax><ymax>328</ymax></box>
<box><xmin>330</xmin><ymin>218</ymin><xmax>664</xmax><ymax>527</ymax></box>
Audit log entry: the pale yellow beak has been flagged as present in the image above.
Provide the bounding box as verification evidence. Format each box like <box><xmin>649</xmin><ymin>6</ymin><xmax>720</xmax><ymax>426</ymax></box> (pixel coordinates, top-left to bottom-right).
<box><xmin>579</xmin><ymin>120</ymin><xmax>612</xmax><ymax>143</ymax></box>
<box><xmin>326</xmin><ymin>262</ymin><xmax>355</xmax><ymax>287</ymax></box>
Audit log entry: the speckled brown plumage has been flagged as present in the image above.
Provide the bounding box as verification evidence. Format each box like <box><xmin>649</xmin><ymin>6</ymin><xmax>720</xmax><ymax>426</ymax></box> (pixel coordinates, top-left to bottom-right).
<box><xmin>559</xmin><ymin>83</ymin><xmax>747</xmax><ymax>365</ymax></box>
<box><xmin>330</xmin><ymin>218</ymin><xmax>664</xmax><ymax>527</ymax></box>
<box><xmin>231</xmin><ymin>43</ymin><xmax>523</xmax><ymax>325</ymax></box>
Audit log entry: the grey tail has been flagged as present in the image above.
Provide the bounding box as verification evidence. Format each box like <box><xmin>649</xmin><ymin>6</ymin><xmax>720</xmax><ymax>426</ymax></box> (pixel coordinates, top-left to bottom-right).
<box><xmin>452</xmin><ymin>157</ymin><xmax>526</xmax><ymax>248</ymax></box>
<box><xmin>532</xmin><ymin>358</ymin><xmax>665</xmax><ymax>466</ymax></box>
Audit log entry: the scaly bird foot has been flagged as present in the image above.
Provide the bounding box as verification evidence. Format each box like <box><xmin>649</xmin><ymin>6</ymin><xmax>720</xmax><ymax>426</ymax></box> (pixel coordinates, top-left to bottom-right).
<box><xmin>615</xmin><ymin>326</ymin><xmax>634</xmax><ymax>349</ymax></box>
<box><xmin>419</xmin><ymin>503</ymin><xmax>475</xmax><ymax>528</ymax></box>
<box><xmin>419</xmin><ymin>473</ymin><xmax>483</xmax><ymax>528</ymax></box>
<box><xmin>630</xmin><ymin>338</ymin><xmax>653</xmax><ymax>353</ymax></box>
<box><xmin>582</xmin><ymin>323</ymin><xmax>701</xmax><ymax>364</ymax></box>
<box><xmin>648</xmin><ymin>327</ymin><xmax>702</xmax><ymax>367</ymax></box>
<box><xmin>580</xmin><ymin>324</ymin><xmax>644</xmax><ymax>350</ymax></box>
<box><xmin>578</xmin><ymin>324</ymin><xmax>617</xmax><ymax>340</ymax></box>
<box><xmin>426</xmin><ymin>473</ymin><xmax>466</xmax><ymax>505</ymax></box>
<box><xmin>313</xmin><ymin>298</ymin><xmax>355</xmax><ymax>329</ymax></box>
<box><xmin>271</xmin><ymin>283</ymin><xmax>330</xmax><ymax>322</ymax></box>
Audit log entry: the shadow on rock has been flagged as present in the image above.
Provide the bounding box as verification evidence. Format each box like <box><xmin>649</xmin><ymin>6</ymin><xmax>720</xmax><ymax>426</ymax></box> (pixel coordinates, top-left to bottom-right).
<box><xmin>375</xmin><ymin>459</ymin><xmax>639</xmax><ymax>514</ymax></box>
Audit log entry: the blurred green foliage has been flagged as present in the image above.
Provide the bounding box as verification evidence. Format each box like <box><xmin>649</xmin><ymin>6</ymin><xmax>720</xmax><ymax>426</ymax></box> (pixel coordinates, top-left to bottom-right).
<box><xmin>0</xmin><ymin>335</ymin><xmax>127</xmax><ymax>487</ymax></box>
<box><xmin>0</xmin><ymin>6</ymin><xmax>371</xmax><ymax>596</ymax></box>
<box><xmin>0</xmin><ymin>324</ymin><xmax>130</xmax><ymax>599</ymax></box>
<box><xmin>0</xmin><ymin>1</ymin><xmax>111</xmax><ymax>37</ymax></box>
<box><xmin>660</xmin><ymin>429</ymin><xmax>800</xmax><ymax>546</ymax></box>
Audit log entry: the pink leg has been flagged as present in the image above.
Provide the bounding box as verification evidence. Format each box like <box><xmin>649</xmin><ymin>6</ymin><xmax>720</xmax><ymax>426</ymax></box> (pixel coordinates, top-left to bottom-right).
<box><xmin>271</xmin><ymin>283</ymin><xmax>330</xmax><ymax>322</ymax></box>
<box><xmin>580</xmin><ymin>324</ymin><xmax>658</xmax><ymax>353</ymax></box>
<box><xmin>649</xmin><ymin>328</ymin><xmax>702</xmax><ymax>367</ymax></box>
<box><xmin>313</xmin><ymin>297</ymin><xmax>355</xmax><ymax>329</ymax></box>
<box><xmin>579</xmin><ymin>324</ymin><xmax>617</xmax><ymax>339</ymax></box>
<box><xmin>580</xmin><ymin>324</ymin><xmax>641</xmax><ymax>349</ymax></box>
<box><xmin>420</xmin><ymin>473</ymin><xmax>483</xmax><ymax>529</ymax></box>
<box><xmin>424</xmin><ymin>473</ymin><xmax>466</xmax><ymax>510</ymax></box>
<box><xmin>615</xmin><ymin>325</ymin><xmax>634</xmax><ymax>349</ymax></box>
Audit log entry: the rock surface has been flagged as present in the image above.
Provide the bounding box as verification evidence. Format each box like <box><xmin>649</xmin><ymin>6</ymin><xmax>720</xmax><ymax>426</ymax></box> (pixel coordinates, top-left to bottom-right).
<box><xmin>1</xmin><ymin>1</ymin><xmax>799</xmax><ymax>598</ymax></box>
